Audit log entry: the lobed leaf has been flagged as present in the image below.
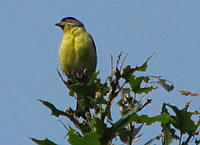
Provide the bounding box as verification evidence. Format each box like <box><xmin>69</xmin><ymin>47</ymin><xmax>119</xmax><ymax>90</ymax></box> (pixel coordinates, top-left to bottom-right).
<box><xmin>111</xmin><ymin>112</ymin><xmax>173</xmax><ymax>137</ymax></box>
<box><xmin>39</xmin><ymin>100</ymin><xmax>67</xmax><ymax>117</ymax></box>
<box><xmin>128</xmin><ymin>76</ymin><xmax>157</xmax><ymax>94</ymax></box>
<box><xmin>167</xmin><ymin>104</ymin><xmax>198</xmax><ymax>134</ymax></box>
<box><xmin>157</xmin><ymin>79</ymin><xmax>174</xmax><ymax>92</ymax></box>
<box><xmin>68</xmin><ymin>130</ymin><xmax>101</xmax><ymax>145</ymax></box>
<box><xmin>30</xmin><ymin>138</ymin><xmax>57</xmax><ymax>145</ymax></box>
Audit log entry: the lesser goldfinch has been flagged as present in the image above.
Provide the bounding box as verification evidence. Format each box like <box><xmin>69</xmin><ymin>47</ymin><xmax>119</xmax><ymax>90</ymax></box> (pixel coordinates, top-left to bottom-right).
<box><xmin>56</xmin><ymin>17</ymin><xmax>97</xmax><ymax>119</ymax></box>
<box><xmin>55</xmin><ymin>17</ymin><xmax>97</xmax><ymax>80</ymax></box>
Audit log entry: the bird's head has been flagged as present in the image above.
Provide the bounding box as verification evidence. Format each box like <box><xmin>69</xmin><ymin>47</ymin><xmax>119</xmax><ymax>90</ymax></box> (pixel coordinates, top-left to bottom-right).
<box><xmin>55</xmin><ymin>17</ymin><xmax>84</xmax><ymax>31</ymax></box>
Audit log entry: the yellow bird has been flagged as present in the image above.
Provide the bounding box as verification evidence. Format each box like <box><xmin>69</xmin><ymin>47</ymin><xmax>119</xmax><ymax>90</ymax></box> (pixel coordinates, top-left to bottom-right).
<box><xmin>55</xmin><ymin>17</ymin><xmax>97</xmax><ymax>80</ymax></box>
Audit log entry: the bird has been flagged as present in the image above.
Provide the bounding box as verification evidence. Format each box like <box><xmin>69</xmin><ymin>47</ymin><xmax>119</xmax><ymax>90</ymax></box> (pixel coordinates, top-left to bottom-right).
<box><xmin>55</xmin><ymin>17</ymin><xmax>97</xmax><ymax>119</ymax></box>
<box><xmin>55</xmin><ymin>17</ymin><xmax>97</xmax><ymax>81</ymax></box>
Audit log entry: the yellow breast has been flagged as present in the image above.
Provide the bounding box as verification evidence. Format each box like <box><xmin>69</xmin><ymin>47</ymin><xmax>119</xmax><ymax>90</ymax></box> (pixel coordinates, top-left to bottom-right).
<box><xmin>59</xmin><ymin>27</ymin><xmax>97</xmax><ymax>77</ymax></box>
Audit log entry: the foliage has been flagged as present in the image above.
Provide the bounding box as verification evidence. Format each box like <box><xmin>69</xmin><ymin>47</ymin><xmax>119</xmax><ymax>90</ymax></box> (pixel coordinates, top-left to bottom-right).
<box><xmin>31</xmin><ymin>53</ymin><xmax>200</xmax><ymax>145</ymax></box>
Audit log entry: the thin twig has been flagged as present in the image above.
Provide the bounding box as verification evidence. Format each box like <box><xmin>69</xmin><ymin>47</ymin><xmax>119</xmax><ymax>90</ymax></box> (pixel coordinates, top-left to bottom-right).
<box><xmin>116</xmin><ymin>81</ymin><xmax>127</xmax><ymax>95</ymax></box>
<box><xmin>102</xmin><ymin>79</ymin><xmax>127</xmax><ymax>121</ymax></box>
<box><xmin>139</xmin><ymin>99</ymin><xmax>152</xmax><ymax>111</ymax></box>
<box><xmin>184</xmin><ymin>131</ymin><xmax>198</xmax><ymax>145</ymax></box>
<box><xmin>102</xmin><ymin>76</ymin><xmax>120</xmax><ymax>120</ymax></box>
<box><xmin>128</xmin><ymin>97</ymin><xmax>135</xmax><ymax>145</ymax></box>
<box><xmin>179</xmin><ymin>133</ymin><xmax>183</xmax><ymax>145</ymax></box>
<box><xmin>58</xmin><ymin>120</ymin><xmax>69</xmax><ymax>139</ymax></box>
<box><xmin>58</xmin><ymin>119</ymin><xmax>69</xmax><ymax>131</ymax></box>
<box><xmin>56</xmin><ymin>110</ymin><xmax>83</xmax><ymax>133</ymax></box>
<box><xmin>57</xmin><ymin>69</ymin><xmax>70</xmax><ymax>88</ymax></box>
<box><xmin>102</xmin><ymin>83</ymin><xmax>118</xmax><ymax>120</ymax></box>
<box><xmin>116</xmin><ymin>52</ymin><xmax>123</xmax><ymax>69</ymax></box>
<box><xmin>120</xmin><ymin>53</ymin><xmax>128</xmax><ymax>72</ymax></box>
<box><xmin>111</xmin><ymin>55</ymin><xmax>114</xmax><ymax>77</ymax></box>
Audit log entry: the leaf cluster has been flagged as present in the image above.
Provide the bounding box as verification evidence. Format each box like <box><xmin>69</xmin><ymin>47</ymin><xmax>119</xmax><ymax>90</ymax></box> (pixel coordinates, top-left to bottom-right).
<box><xmin>31</xmin><ymin>53</ymin><xmax>199</xmax><ymax>145</ymax></box>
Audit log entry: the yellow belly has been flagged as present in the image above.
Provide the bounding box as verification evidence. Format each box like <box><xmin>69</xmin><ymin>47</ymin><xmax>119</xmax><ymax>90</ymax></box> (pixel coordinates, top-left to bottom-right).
<box><xmin>59</xmin><ymin>28</ymin><xmax>97</xmax><ymax>77</ymax></box>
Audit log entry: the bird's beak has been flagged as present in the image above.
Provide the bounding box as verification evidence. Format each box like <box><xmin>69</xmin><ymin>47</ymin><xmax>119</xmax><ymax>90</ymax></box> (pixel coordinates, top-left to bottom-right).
<box><xmin>55</xmin><ymin>22</ymin><xmax>65</xmax><ymax>29</ymax></box>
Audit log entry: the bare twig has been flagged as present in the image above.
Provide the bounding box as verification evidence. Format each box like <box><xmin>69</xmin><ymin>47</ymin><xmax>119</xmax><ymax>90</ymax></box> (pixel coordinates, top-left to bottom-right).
<box><xmin>139</xmin><ymin>99</ymin><xmax>152</xmax><ymax>111</ymax></box>
<box><xmin>57</xmin><ymin>69</ymin><xmax>70</xmax><ymax>88</ymax></box>
<box><xmin>116</xmin><ymin>52</ymin><xmax>123</xmax><ymax>69</ymax></box>
<box><xmin>120</xmin><ymin>53</ymin><xmax>128</xmax><ymax>72</ymax></box>
<box><xmin>110</xmin><ymin>55</ymin><xmax>114</xmax><ymax>77</ymax></box>
<box><xmin>58</xmin><ymin>119</ymin><xmax>69</xmax><ymax>131</ymax></box>
<box><xmin>179</xmin><ymin>133</ymin><xmax>183</xmax><ymax>145</ymax></box>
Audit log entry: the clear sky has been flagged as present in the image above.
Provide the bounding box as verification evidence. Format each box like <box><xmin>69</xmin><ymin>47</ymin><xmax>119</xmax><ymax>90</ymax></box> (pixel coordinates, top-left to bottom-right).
<box><xmin>0</xmin><ymin>0</ymin><xmax>200</xmax><ymax>145</ymax></box>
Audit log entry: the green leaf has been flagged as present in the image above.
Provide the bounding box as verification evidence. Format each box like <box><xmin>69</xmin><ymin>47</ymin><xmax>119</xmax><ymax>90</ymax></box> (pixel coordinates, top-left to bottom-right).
<box><xmin>39</xmin><ymin>100</ymin><xmax>92</xmax><ymax>134</ymax></box>
<box><xmin>167</xmin><ymin>104</ymin><xmax>198</xmax><ymax>134</ymax></box>
<box><xmin>30</xmin><ymin>138</ymin><xmax>57</xmax><ymax>145</ymax></box>
<box><xmin>129</xmin><ymin>76</ymin><xmax>143</xmax><ymax>91</ymax></box>
<box><xmin>70</xmin><ymin>82</ymin><xmax>96</xmax><ymax>98</ymax></box>
<box><xmin>87</xmin><ymin>96</ymin><xmax>99</xmax><ymax>108</ymax></box>
<box><xmin>68</xmin><ymin>130</ymin><xmax>101</xmax><ymax>145</ymax></box>
<box><xmin>89</xmin><ymin>72</ymin><xmax>100</xmax><ymax>82</ymax></box>
<box><xmin>121</xmin><ymin>65</ymin><xmax>134</xmax><ymax>79</ymax></box>
<box><xmin>135</xmin><ymin>59</ymin><xmax>148</xmax><ymax>72</ymax></box>
<box><xmin>70</xmin><ymin>72</ymin><xmax>109</xmax><ymax>111</ymax></box>
<box><xmin>70</xmin><ymin>72</ymin><xmax>102</xmax><ymax>99</ymax></box>
<box><xmin>118</xmin><ymin>128</ymin><xmax>132</xmax><ymax>143</ymax></box>
<box><xmin>121</xmin><ymin>54</ymin><xmax>153</xmax><ymax>79</ymax></box>
<box><xmin>119</xmin><ymin>124</ymin><xmax>143</xmax><ymax>143</ymax></box>
<box><xmin>39</xmin><ymin>100</ymin><xmax>68</xmax><ymax>117</ymax></box>
<box><xmin>135</xmin><ymin>53</ymin><xmax>154</xmax><ymax>72</ymax></box>
<box><xmin>128</xmin><ymin>76</ymin><xmax>157</xmax><ymax>94</ymax></box>
<box><xmin>121</xmin><ymin>96</ymin><xmax>146</xmax><ymax>117</ymax></box>
<box><xmin>161</xmin><ymin>104</ymin><xmax>179</xmax><ymax>144</ymax></box>
<box><xmin>111</xmin><ymin>112</ymin><xmax>172</xmax><ymax>136</ymax></box>
<box><xmin>79</xmin><ymin>122</ymin><xmax>91</xmax><ymax>133</ymax></box>
<box><xmin>136</xmin><ymin>86</ymin><xmax>157</xmax><ymax>94</ymax></box>
<box><xmin>162</xmin><ymin>123</ymin><xmax>176</xmax><ymax>145</ymax></box>
<box><xmin>89</xmin><ymin>118</ymin><xmax>108</xmax><ymax>135</ymax></box>
<box><xmin>157</xmin><ymin>79</ymin><xmax>174</xmax><ymax>92</ymax></box>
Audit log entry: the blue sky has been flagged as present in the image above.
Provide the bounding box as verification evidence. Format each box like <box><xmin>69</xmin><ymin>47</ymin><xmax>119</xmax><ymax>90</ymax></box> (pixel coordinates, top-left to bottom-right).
<box><xmin>0</xmin><ymin>0</ymin><xmax>200</xmax><ymax>145</ymax></box>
